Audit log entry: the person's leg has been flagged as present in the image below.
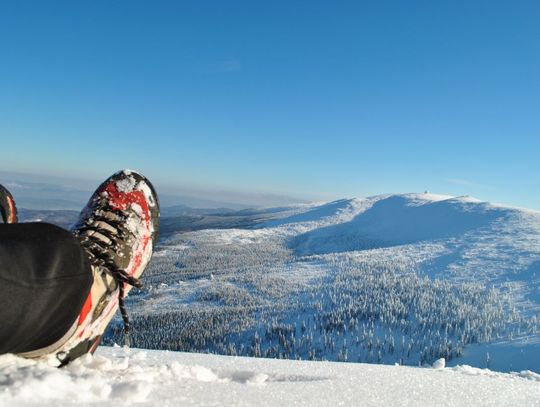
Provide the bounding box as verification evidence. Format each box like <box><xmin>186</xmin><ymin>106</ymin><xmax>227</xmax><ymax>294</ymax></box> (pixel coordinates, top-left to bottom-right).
<box><xmin>0</xmin><ymin>222</ymin><xmax>93</xmax><ymax>354</ymax></box>
<box><xmin>0</xmin><ymin>170</ymin><xmax>159</xmax><ymax>365</ymax></box>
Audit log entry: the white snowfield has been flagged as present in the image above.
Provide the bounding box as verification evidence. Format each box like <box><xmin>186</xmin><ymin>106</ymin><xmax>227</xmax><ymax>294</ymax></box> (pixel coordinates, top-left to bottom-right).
<box><xmin>4</xmin><ymin>193</ymin><xmax>540</xmax><ymax>406</ymax></box>
<box><xmin>139</xmin><ymin>192</ymin><xmax>540</xmax><ymax>372</ymax></box>
<box><xmin>1</xmin><ymin>347</ymin><xmax>539</xmax><ymax>406</ymax></box>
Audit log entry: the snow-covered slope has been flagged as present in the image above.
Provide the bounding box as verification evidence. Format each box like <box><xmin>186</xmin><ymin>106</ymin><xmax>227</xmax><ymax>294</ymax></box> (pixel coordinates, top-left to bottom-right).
<box><xmin>4</xmin><ymin>193</ymin><xmax>540</xmax><ymax>405</ymax></box>
<box><xmin>1</xmin><ymin>346</ymin><xmax>539</xmax><ymax>406</ymax></box>
<box><xmin>288</xmin><ymin>194</ymin><xmax>503</xmax><ymax>254</ymax></box>
<box><xmin>102</xmin><ymin>193</ymin><xmax>540</xmax><ymax>374</ymax></box>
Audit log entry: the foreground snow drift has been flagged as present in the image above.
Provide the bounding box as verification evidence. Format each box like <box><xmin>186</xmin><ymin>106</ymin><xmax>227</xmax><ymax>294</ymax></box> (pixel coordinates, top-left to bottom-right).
<box><xmin>1</xmin><ymin>347</ymin><xmax>539</xmax><ymax>406</ymax></box>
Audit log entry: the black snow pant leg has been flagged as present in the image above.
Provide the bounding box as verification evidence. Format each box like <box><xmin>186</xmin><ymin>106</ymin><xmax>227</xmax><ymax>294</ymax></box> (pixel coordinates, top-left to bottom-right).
<box><xmin>0</xmin><ymin>223</ymin><xmax>93</xmax><ymax>354</ymax></box>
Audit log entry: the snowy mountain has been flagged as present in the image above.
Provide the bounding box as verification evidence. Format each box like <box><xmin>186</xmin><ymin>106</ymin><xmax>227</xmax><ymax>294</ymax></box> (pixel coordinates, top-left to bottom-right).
<box><xmin>1</xmin><ymin>346</ymin><xmax>539</xmax><ymax>406</ymax></box>
<box><xmin>4</xmin><ymin>193</ymin><xmax>540</xmax><ymax>405</ymax></box>
<box><xmin>97</xmin><ymin>193</ymin><xmax>540</xmax><ymax>373</ymax></box>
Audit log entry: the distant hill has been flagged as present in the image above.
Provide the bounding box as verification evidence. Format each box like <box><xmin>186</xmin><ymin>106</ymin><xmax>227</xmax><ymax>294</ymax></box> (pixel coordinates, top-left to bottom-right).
<box><xmin>0</xmin><ymin>170</ymin><xmax>309</xmax><ymax>210</ymax></box>
<box><xmin>19</xmin><ymin>203</ymin><xmax>307</xmax><ymax>237</ymax></box>
<box><xmin>18</xmin><ymin>208</ymin><xmax>80</xmax><ymax>229</ymax></box>
<box><xmin>102</xmin><ymin>193</ymin><xmax>540</xmax><ymax>373</ymax></box>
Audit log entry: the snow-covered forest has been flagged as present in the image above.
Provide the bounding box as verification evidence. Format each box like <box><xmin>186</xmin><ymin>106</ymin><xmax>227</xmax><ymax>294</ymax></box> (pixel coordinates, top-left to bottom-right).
<box><xmin>103</xmin><ymin>193</ymin><xmax>540</xmax><ymax>372</ymax></box>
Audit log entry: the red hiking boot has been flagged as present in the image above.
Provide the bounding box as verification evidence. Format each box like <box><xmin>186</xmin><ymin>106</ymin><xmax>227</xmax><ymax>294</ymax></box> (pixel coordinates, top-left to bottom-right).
<box><xmin>19</xmin><ymin>170</ymin><xmax>159</xmax><ymax>365</ymax></box>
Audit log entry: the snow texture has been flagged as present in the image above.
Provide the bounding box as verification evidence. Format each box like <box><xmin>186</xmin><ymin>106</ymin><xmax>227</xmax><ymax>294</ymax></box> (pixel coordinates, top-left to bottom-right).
<box><xmin>113</xmin><ymin>193</ymin><xmax>540</xmax><ymax>373</ymax></box>
<box><xmin>1</xmin><ymin>347</ymin><xmax>539</xmax><ymax>406</ymax></box>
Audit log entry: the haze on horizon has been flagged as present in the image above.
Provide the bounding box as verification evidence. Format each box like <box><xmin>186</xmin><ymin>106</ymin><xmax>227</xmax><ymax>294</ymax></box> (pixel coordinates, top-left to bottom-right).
<box><xmin>1</xmin><ymin>1</ymin><xmax>539</xmax><ymax>210</ymax></box>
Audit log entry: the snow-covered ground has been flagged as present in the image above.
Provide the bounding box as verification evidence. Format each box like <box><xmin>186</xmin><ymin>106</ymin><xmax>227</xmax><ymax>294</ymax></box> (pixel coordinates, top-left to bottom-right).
<box><xmin>5</xmin><ymin>193</ymin><xmax>540</xmax><ymax>405</ymax></box>
<box><xmin>1</xmin><ymin>346</ymin><xmax>539</xmax><ymax>406</ymax></box>
<box><xmin>104</xmin><ymin>193</ymin><xmax>540</xmax><ymax>373</ymax></box>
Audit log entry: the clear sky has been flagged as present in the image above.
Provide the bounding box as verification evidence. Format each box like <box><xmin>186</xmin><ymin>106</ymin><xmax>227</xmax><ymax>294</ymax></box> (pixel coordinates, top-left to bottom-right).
<box><xmin>1</xmin><ymin>1</ymin><xmax>539</xmax><ymax>209</ymax></box>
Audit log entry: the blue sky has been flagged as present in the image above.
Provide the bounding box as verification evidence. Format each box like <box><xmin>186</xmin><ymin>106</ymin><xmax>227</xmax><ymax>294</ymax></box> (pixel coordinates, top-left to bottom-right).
<box><xmin>1</xmin><ymin>1</ymin><xmax>539</xmax><ymax>208</ymax></box>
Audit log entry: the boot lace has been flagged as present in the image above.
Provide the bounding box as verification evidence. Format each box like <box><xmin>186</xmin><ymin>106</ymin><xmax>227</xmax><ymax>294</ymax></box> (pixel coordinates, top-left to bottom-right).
<box><xmin>75</xmin><ymin>206</ymin><xmax>143</xmax><ymax>346</ymax></box>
